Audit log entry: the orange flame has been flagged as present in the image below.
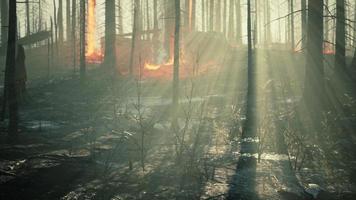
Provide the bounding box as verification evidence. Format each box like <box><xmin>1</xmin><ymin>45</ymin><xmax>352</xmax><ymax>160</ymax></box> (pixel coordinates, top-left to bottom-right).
<box><xmin>86</xmin><ymin>0</ymin><xmax>103</xmax><ymax>63</ymax></box>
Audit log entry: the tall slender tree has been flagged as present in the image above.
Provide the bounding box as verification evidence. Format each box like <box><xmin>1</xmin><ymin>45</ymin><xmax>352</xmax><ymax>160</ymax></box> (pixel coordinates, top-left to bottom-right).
<box><xmin>4</xmin><ymin>0</ymin><xmax>18</xmax><ymax>134</ymax></box>
<box><xmin>72</xmin><ymin>0</ymin><xmax>76</xmax><ymax>70</ymax></box>
<box><xmin>236</xmin><ymin>0</ymin><xmax>241</xmax><ymax>44</ymax></box>
<box><xmin>129</xmin><ymin>0</ymin><xmax>141</xmax><ymax>75</ymax></box>
<box><xmin>66</xmin><ymin>0</ymin><xmax>71</xmax><ymax>41</ymax></box>
<box><xmin>301</xmin><ymin>0</ymin><xmax>307</xmax><ymax>50</ymax></box>
<box><xmin>172</xmin><ymin>0</ymin><xmax>180</xmax><ymax>128</ymax></box>
<box><xmin>58</xmin><ymin>0</ymin><xmax>64</xmax><ymax>42</ymax></box>
<box><xmin>290</xmin><ymin>0</ymin><xmax>295</xmax><ymax>50</ymax></box>
<box><xmin>26</xmin><ymin>0</ymin><xmax>31</xmax><ymax>36</ymax></box>
<box><xmin>303</xmin><ymin>0</ymin><xmax>325</xmax><ymax>128</ymax></box>
<box><xmin>223</xmin><ymin>0</ymin><xmax>227</xmax><ymax>35</ymax></box>
<box><xmin>335</xmin><ymin>0</ymin><xmax>346</xmax><ymax>78</ymax></box>
<box><xmin>118</xmin><ymin>0</ymin><xmax>124</xmax><ymax>34</ymax></box>
<box><xmin>0</xmin><ymin>0</ymin><xmax>8</xmax><ymax>55</ymax></box>
<box><xmin>228</xmin><ymin>0</ymin><xmax>234</xmax><ymax>39</ymax></box>
<box><xmin>209</xmin><ymin>0</ymin><xmax>214</xmax><ymax>31</ymax></box>
<box><xmin>79</xmin><ymin>0</ymin><xmax>86</xmax><ymax>78</ymax></box>
<box><xmin>104</xmin><ymin>0</ymin><xmax>116</xmax><ymax>69</ymax></box>
<box><xmin>215</xmin><ymin>0</ymin><xmax>221</xmax><ymax>32</ymax></box>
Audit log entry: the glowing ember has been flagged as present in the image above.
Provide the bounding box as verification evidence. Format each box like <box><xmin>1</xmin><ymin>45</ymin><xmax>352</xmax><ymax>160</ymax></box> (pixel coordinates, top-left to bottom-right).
<box><xmin>86</xmin><ymin>0</ymin><xmax>103</xmax><ymax>63</ymax></box>
<box><xmin>144</xmin><ymin>58</ymin><xmax>173</xmax><ymax>71</ymax></box>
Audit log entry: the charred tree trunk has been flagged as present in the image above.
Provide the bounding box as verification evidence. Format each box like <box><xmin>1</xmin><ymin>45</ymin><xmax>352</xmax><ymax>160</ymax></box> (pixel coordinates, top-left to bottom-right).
<box><xmin>236</xmin><ymin>0</ymin><xmax>241</xmax><ymax>44</ymax></box>
<box><xmin>104</xmin><ymin>0</ymin><xmax>116</xmax><ymax>69</ymax></box>
<box><xmin>202</xmin><ymin>0</ymin><xmax>205</xmax><ymax>31</ymax></box>
<box><xmin>172</xmin><ymin>0</ymin><xmax>180</xmax><ymax>128</ymax></box>
<box><xmin>245</xmin><ymin>0</ymin><xmax>255</xmax><ymax>136</ymax></box>
<box><xmin>223</xmin><ymin>0</ymin><xmax>227</xmax><ymax>35</ymax></box>
<box><xmin>301</xmin><ymin>0</ymin><xmax>307</xmax><ymax>50</ymax></box>
<box><xmin>66</xmin><ymin>0</ymin><xmax>71</xmax><ymax>41</ymax></box>
<box><xmin>0</xmin><ymin>0</ymin><xmax>8</xmax><ymax>55</ymax></box>
<box><xmin>72</xmin><ymin>0</ymin><xmax>76</xmax><ymax>71</ymax></box>
<box><xmin>79</xmin><ymin>0</ymin><xmax>86</xmax><ymax>79</ymax></box>
<box><xmin>290</xmin><ymin>0</ymin><xmax>295</xmax><ymax>51</ymax></box>
<box><xmin>209</xmin><ymin>0</ymin><xmax>214</xmax><ymax>31</ymax></box>
<box><xmin>335</xmin><ymin>0</ymin><xmax>346</xmax><ymax>78</ymax></box>
<box><xmin>26</xmin><ymin>0</ymin><xmax>31</xmax><ymax>35</ymax></box>
<box><xmin>228</xmin><ymin>0</ymin><xmax>234</xmax><ymax>39</ymax></box>
<box><xmin>215</xmin><ymin>0</ymin><xmax>221</xmax><ymax>32</ymax></box>
<box><xmin>146</xmin><ymin>0</ymin><xmax>150</xmax><ymax>37</ymax></box>
<box><xmin>303</xmin><ymin>0</ymin><xmax>325</xmax><ymax>130</ymax></box>
<box><xmin>266</xmin><ymin>0</ymin><xmax>271</xmax><ymax>44</ymax></box>
<box><xmin>4</xmin><ymin>0</ymin><xmax>18</xmax><ymax>134</ymax></box>
<box><xmin>58</xmin><ymin>0</ymin><xmax>64</xmax><ymax>42</ymax></box>
<box><xmin>118</xmin><ymin>0</ymin><xmax>124</xmax><ymax>34</ymax></box>
<box><xmin>129</xmin><ymin>0</ymin><xmax>140</xmax><ymax>76</ymax></box>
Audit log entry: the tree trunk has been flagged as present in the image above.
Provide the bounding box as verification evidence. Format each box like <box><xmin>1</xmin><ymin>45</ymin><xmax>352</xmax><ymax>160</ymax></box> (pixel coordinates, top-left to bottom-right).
<box><xmin>236</xmin><ymin>0</ymin><xmax>242</xmax><ymax>44</ymax></box>
<box><xmin>223</xmin><ymin>0</ymin><xmax>227</xmax><ymax>35</ymax></box>
<box><xmin>209</xmin><ymin>0</ymin><xmax>214</xmax><ymax>31</ymax></box>
<box><xmin>303</xmin><ymin>0</ymin><xmax>325</xmax><ymax>130</ymax></box>
<box><xmin>228</xmin><ymin>0</ymin><xmax>234</xmax><ymax>39</ymax></box>
<box><xmin>172</xmin><ymin>0</ymin><xmax>180</xmax><ymax>128</ymax></box>
<box><xmin>118</xmin><ymin>0</ymin><xmax>124</xmax><ymax>34</ymax></box>
<box><xmin>79</xmin><ymin>0</ymin><xmax>86</xmax><ymax>79</ymax></box>
<box><xmin>335</xmin><ymin>0</ymin><xmax>346</xmax><ymax>77</ymax></box>
<box><xmin>0</xmin><ymin>0</ymin><xmax>8</xmax><ymax>55</ymax></box>
<box><xmin>290</xmin><ymin>0</ymin><xmax>295</xmax><ymax>51</ymax></box>
<box><xmin>202</xmin><ymin>0</ymin><xmax>205</xmax><ymax>31</ymax></box>
<box><xmin>245</xmin><ymin>0</ymin><xmax>255</xmax><ymax>136</ymax></box>
<box><xmin>66</xmin><ymin>0</ymin><xmax>71</xmax><ymax>41</ymax></box>
<box><xmin>215</xmin><ymin>0</ymin><xmax>221</xmax><ymax>32</ymax></box>
<box><xmin>104</xmin><ymin>0</ymin><xmax>116</xmax><ymax>69</ymax></box>
<box><xmin>58</xmin><ymin>0</ymin><xmax>64</xmax><ymax>42</ymax></box>
<box><xmin>72</xmin><ymin>0</ymin><xmax>76</xmax><ymax>71</ymax></box>
<box><xmin>266</xmin><ymin>0</ymin><xmax>271</xmax><ymax>44</ymax></box>
<box><xmin>5</xmin><ymin>0</ymin><xmax>18</xmax><ymax>134</ymax></box>
<box><xmin>129</xmin><ymin>0</ymin><xmax>140</xmax><ymax>76</ymax></box>
<box><xmin>26</xmin><ymin>0</ymin><xmax>30</xmax><ymax>35</ymax></box>
<box><xmin>301</xmin><ymin>0</ymin><xmax>307</xmax><ymax>50</ymax></box>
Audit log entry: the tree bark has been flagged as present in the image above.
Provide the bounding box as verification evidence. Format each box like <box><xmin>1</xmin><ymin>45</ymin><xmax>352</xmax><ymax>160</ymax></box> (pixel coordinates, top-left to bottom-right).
<box><xmin>79</xmin><ymin>0</ymin><xmax>86</xmax><ymax>79</ymax></box>
<box><xmin>335</xmin><ymin>0</ymin><xmax>346</xmax><ymax>77</ymax></box>
<box><xmin>58</xmin><ymin>0</ymin><xmax>64</xmax><ymax>42</ymax></box>
<box><xmin>228</xmin><ymin>0</ymin><xmax>234</xmax><ymax>39</ymax></box>
<box><xmin>104</xmin><ymin>0</ymin><xmax>116</xmax><ymax>69</ymax></box>
<box><xmin>66</xmin><ymin>0</ymin><xmax>71</xmax><ymax>41</ymax></box>
<box><xmin>129</xmin><ymin>0</ymin><xmax>140</xmax><ymax>76</ymax></box>
<box><xmin>245</xmin><ymin>0</ymin><xmax>255</xmax><ymax>135</ymax></box>
<box><xmin>202</xmin><ymin>0</ymin><xmax>205</xmax><ymax>31</ymax></box>
<box><xmin>209</xmin><ymin>0</ymin><xmax>214</xmax><ymax>31</ymax></box>
<box><xmin>118</xmin><ymin>0</ymin><xmax>124</xmax><ymax>34</ymax></box>
<box><xmin>223</xmin><ymin>0</ymin><xmax>227</xmax><ymax>35</ymax></box>
<box><xmin>26</xmin><ymin>0</ymin><xmax>31</xmax><ymax>36</ymax></box>
<box><xmin>236</xmin><ymin>0</ymin><xmax>241</xmax><ymax>44</ymax></box>
<box><xmin>5</xmin><ymin>0</ymin><xmax>18</xmax><ymax>134</ymax></box>
<box><xmin>303</xmin><ymin>0</ymin><xmax>325</xmax><ymax>129</ymax></box>
<box><xmin>0</xmin><ymin>0</ymin><xmax>8</xmax><ymax>55</ymax></box>
<box><xmin>72</xmin><ymin>0</ymin><xmax>76</xmax><ymax>71</ymax></box>
<box><xmin>172</xmin><ymin>0</ymin><xmax>180</xmax><ymax>128</ymax></box>
<box><xmin>290</xmin><ymin>0</ymin><xmax>295</xmax><ymax>50</ymax></box>
<box><xmin>215</xmin><ymin>0</ymin><xmax>221</xmax><ymax>32</ymax></box>
<box><xmin>301</xmin><ymin>0</ymin><xmax>307</xmax><ymax>50</ymax></box>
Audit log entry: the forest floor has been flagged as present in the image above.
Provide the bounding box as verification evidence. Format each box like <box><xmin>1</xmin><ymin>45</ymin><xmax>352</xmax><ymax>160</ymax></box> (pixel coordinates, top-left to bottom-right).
<box><xmin>1</xmin><ymin>50</ymin><xmax>356</xmax><ymax>199</ymax></box>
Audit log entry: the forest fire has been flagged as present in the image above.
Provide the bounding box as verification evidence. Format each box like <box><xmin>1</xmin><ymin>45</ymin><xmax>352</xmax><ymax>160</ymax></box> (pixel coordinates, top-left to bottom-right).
<box><xmin>85</xmin><ymin>0</ymin><xmax>103</xmax><ymax>63</ymax></box>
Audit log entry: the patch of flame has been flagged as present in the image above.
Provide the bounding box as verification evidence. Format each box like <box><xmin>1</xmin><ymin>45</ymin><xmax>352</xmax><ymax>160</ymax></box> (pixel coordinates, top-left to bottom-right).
<box><xmin>85</xmin><ymin>0</ymin><xmax>103</xmax><ymax>63</ymax></box>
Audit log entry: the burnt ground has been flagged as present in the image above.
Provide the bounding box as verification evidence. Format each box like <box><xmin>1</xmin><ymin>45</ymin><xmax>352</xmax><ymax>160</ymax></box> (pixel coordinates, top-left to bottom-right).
<box><xmin>1</xmin><ymin>49</ymin><xmax>356</xmax><ymax>200</ymax></box>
